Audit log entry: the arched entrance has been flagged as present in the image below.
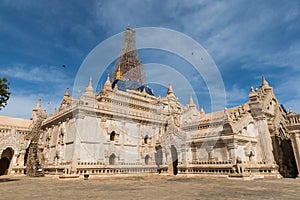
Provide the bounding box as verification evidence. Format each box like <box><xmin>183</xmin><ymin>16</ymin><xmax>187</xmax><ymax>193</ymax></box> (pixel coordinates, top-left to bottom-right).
<box><xmin>155</xmin><ymin>145</ymin><xmax>163</xmax><ymax>173</ymax></box>
<box><xmin>144</xmin><ymin>135</ymin><xmax>149</xmax><ymax>144</ymax></box>
<box><xmin>110</xmin><ymin>131</ymin><xmax>116</xmax><ymax>141</ymax></box>
<box><xmin>171</xmin><ymin>145</ymin><xmax>178</xmax><ymax>175</ymax></box>
<box><xmin>0</xmin><ymin>157</ymin><xmax>10</xmax><ymax>175</ymax></box>
<box><xmin>109</xmin><ymin>153</ymin><xmax>116</xmax><ymax>165</ymax></box>
<box><xmin>0</xmin><ymin>148</ymin><xmax>14</xmax><ymax>176</ymax></box>
<box><xmin>145</xmin><ymin>155</ymin><xmax>150</xmax><ymax>165</ymax></box>
<box><xmin>272</xmin><ymin>137</ymin><xmax>298</xmax><ymax>178</ymax></box>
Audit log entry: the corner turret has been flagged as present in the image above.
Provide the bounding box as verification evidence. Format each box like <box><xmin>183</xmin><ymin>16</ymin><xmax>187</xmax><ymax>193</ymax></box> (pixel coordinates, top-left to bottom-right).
<box><xmin>31</xmin><ymin>98</ymin><xmax>46</xmax><ymax>121</ymax></box>
<box><xmin>59</xmin><ymin>88</ymin><xmax>73</xmax><ymax>111</ymax></box>
<box><xmin>200</xmin><ymin>105</ymin><xmax>205</xmax><ymax>115</ymax></box>
<box><xmin>188</xmin><ymin>94</ymin><xmax>196</xmax><ymax>110</ymax></box>
<box><xmin>103</xmin><ymin>73</ymin><xmax>112</xmax><ymax>91</ymax></box>
<box><xmin>166</xmin><ymin>84</ymin><xmax>177</xmax><ymax>100</ymax></box>
<box><xmin>80</xmin><ymin>76</ymin><xmax>95</xmax><ymax>105</ymax></box>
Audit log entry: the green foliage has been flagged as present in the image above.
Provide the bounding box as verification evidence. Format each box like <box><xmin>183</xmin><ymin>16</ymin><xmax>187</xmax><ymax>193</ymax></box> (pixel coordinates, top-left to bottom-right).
<box><xmin>0</xmin><ymin>77</ymin><xmax>11</xmax><ymax>110</ymax></box>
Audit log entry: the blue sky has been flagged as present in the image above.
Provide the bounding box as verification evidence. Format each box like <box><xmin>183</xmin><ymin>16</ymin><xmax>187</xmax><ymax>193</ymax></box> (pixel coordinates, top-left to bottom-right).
<box><xmin>0</xmin><ymin>0</ymin><xmax>299</xmax><ymax>119</ymax></box>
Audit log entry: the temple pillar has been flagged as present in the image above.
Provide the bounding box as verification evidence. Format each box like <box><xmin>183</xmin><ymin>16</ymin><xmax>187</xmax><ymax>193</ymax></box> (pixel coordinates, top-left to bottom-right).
<box><xmin>17</xmin><ymin>150</ymin><xmax>26</xmax><ymax>167</ymax></box>
<box><xmin>206</xmin><ymin>146</ymin><xmax>214</xmax><ymax>161</ymax></box>
<box><xmin>227</xmin><ymin>144</ymin><xmax>237</xmax><ymax>164</ymax></box>
<box><xmin>181</xmin><ymin>147</ymin><xmax>187</xmax><ymax>165</ymax></box>
<box><xmin>191</xmin><ymin>144</ymin><xmax>197</xmax><ymax>162</ymax></box>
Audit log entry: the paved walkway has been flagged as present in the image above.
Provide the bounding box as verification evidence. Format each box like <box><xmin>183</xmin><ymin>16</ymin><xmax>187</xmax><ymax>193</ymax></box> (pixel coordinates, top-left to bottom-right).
<box><xmin>0</xmin><ymin>175</ymin><xmax>299</xmax><ymax>199</ymax></box>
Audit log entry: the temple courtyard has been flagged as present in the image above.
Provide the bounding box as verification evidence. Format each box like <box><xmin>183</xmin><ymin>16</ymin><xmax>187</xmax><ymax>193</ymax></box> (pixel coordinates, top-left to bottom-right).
<box><xmin>0</xmin><ymin>175</ymin><xmax>299</xmax><ymax>199</ymax></box>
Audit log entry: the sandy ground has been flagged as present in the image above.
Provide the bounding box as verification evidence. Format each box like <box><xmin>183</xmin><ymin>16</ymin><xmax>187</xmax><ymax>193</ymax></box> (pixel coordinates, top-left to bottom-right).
<box><xmin>0</xmin><ymin>174</ymin><xmax>300</xmax><ymax>200</ymax></box>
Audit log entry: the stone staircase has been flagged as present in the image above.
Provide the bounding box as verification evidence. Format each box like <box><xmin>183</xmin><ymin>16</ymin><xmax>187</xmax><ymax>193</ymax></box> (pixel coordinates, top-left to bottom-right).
<box><xmin>26</xmin><ymin>114</ymin><xmax>46</xmax><ymax>177</ymax></box>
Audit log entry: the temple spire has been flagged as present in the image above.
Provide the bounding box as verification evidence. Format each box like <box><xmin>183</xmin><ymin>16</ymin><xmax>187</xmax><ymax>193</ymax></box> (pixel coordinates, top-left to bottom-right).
<box><xmin>112</xmin><ymin>27</ymin><xmax>145</xmax><ymax>84</ymax></box>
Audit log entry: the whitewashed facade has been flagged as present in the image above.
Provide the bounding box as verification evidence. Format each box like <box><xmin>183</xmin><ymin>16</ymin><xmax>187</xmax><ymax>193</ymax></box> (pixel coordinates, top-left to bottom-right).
<box><xmin>1</xmin><ymin>28</ymin><xmax>300</xmax><ymax>179</ymax></box>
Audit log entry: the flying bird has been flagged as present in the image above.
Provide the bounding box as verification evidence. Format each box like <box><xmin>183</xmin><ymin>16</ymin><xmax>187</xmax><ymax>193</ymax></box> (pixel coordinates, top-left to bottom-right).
<box><xmin>62</xmin><ymin>64</ymin><xmax>66</xmax><ymax>68</ymax></box>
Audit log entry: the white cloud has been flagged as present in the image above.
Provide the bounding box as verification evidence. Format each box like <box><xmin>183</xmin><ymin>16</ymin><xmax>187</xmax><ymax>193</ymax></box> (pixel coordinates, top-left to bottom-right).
<box><xmin>0</xmin><ymin>93</ymin><xmax>60</xmax><ymax>119</ymax></box>
<box><xmin>273</xmin><ymin>76</ymin><xmax>300</xmax><ymax>113</ymax></box>
<box><xmin>0</xmin><ymin>95</ymin><xmax>36</xmax><ymax>119</ymax></box>
<box><xmin>1</xmin><ymin>0</ymin><xmax>299</xmax><ymax>117</ymax></box>
<box><xmin>0</xmin><ymin>64</ymin><xmax>72</xmax><ymax>118</ymax></box>
<box><xmin>93</xmin><ymin>0</ymin><xmax>300</xmax><ymax>71</ymax></box>
<box><xmin>1</xmin><ymin>64</ymin><xmax>71</xmax><ymax>83</ymax></box>
<box><xmin>226</xmin><ymin>85</ymin><xmax>248</xmax><ymax>107</ymax></box>
<box><xmin>259</xmin><ymin>42</ymin><xmax>300</xmax><ymax>71</ymax></box>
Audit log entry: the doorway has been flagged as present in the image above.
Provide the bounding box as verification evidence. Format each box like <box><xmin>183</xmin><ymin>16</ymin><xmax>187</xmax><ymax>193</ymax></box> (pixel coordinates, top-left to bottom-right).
<box><xmin>171</xmin><ymin>145</ymin><xmax>178</xmax><ymax>175</ymax></box>
<box><xmin>145</xmin><ymin>155</ymin><xmax>150</xmax><ymax>165</ymax></box>
<box><xmin>272</xmin><ymin>136</ymin><xmax>298</xmax><ymax>177</ymax></box>
<box><xmin>0</xmin><ymin>148</ymin><xmax>14</xmax><ymax>175</ymax></box>
<box><xmin>109</xmin><ymin>153</ymin><xmax>116</xmax><ymax>165</ymax></box>
<box><xmin>155</xmin><ymin>145</ymin><xmax>163</xmax><ymax>173</ymax></box>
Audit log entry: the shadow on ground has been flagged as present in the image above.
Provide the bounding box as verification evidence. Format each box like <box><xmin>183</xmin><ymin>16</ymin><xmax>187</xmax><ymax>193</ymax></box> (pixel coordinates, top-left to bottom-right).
<box><xmin>0</xmin><ymin>178</ymin><xmax>20</xmax><ymax>183</ymax></box>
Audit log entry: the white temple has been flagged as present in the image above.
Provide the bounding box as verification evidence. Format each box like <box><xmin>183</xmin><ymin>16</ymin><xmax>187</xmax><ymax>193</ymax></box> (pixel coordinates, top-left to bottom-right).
<box><xmin>1</xmin><ymin>27</ymin><xmax>300</xmax><ymax>179</ymax></box>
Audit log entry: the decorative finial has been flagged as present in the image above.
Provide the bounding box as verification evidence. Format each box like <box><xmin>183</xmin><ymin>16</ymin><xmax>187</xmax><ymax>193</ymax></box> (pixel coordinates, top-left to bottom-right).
<box><xmin>261</xmin><ymin>75</ymin><xmax>269</xmax><ymax>87</ymax></box>
<box><xmin>89</xmin><ymin>76</ymin><xmax>93</xmax><ymax>87</ymax></box>
<box><xmin>64</xmin><ymin>88</ymin><xmax>70</xmax><ymax>97</ymax></box>
<box><xmin>167</xmin><ymin>84</ymin><xmax>174</xmax><ymax>95</ymax></box>
<box><xmin>116</xmin><ymin>65</ymin><xmax>122</xmax><ymax>80</ymax></box>
<box><xmin>250</xmin><ymin>86</ymin><xmax>255</xmax><ymax>94</ymax></box>
<box><xmin>37</xmin><ymin>98</ymin><xmax>41</xmax><ymax>108</ymax></box>
<box><xmin>200</xmin><ymin>105</ymin><xmax>205</xmax><ymax>114</ymax></box>
<box><xmin>114</xmin><ymin>83</ymin><xmax>118</xmax><ymax>90</ymax></box>
<box><xmin>249</xmin><ymin>86</ymin><xmax>258</xmax><ymax>100</ymax></box>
